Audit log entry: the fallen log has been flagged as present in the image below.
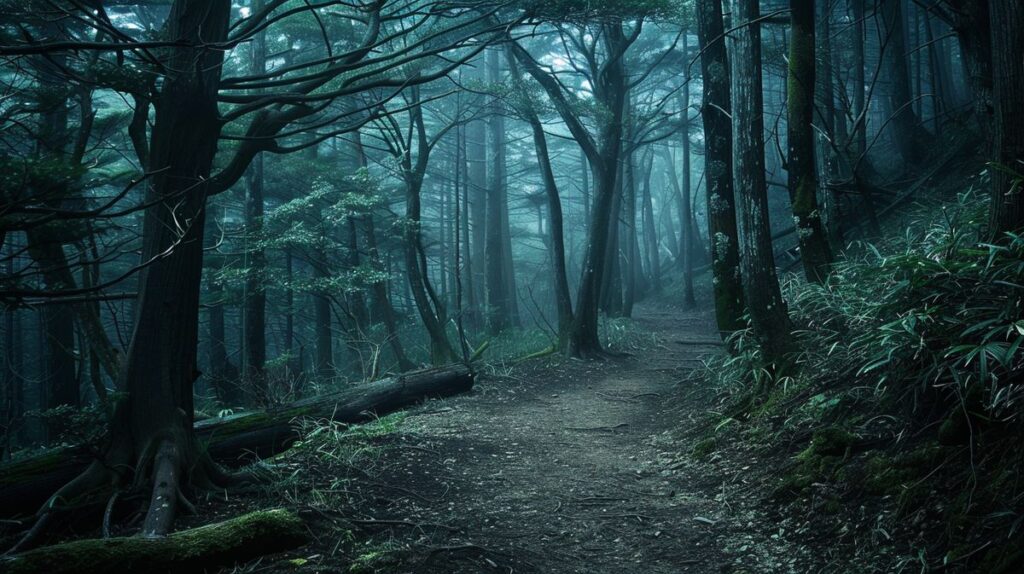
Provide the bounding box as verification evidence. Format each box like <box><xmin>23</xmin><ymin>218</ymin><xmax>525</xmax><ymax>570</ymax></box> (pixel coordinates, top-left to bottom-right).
<box><xmin>1</xmin><ymin>508</ymin><xmax>308</xmax><ymax>574</ymax></box>
<box><xmin>0</xmin><ymin>365</ymin><xmax>474</xmax><ymax>518</ymax></box>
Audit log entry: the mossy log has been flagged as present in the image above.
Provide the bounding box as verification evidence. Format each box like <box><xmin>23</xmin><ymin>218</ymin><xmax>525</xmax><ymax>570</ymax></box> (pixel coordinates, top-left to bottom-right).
<box><xmin>0</xmin><ymin>365</ymin><xmax>474</xmax><ymax>517</ymax></box>
<box><xmin>0</xmin><ymin>508</ymin><xmax>308</xmax><ymax>574</ymax></box>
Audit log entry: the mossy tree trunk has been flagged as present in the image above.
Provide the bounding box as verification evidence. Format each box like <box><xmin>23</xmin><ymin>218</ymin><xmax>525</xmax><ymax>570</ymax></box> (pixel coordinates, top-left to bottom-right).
<box><xmin>696</xmin><ymin>0</ymin><xmax>745</xmax><ymax>339</ymax></box>
<box><xmin>729</xmin><ymin>0</ymin><xmax>794</xmax><ymax>368</ymax></box>
<box><xmin>1</xmin><ymin>509</ymin><xmax>308</xmax><ymax>574</ymax></box>
<box><xmin>18</xmin><ymin>0</ymin><xmax>236</xmax><ymax>545</ymax></box>
<box><xmin>787</xmin><ymin>0</ymin><xmax>833</xmax><ymax>283</ymax></box>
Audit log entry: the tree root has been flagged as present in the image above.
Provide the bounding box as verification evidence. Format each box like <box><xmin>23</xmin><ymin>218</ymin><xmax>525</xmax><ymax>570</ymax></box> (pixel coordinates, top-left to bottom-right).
<box><xmin>0</xmin><ymin>509</ymin><xmax>308</xmax><ymax>574</ymax></box>
<box><xmin>5</xmin><ymin>461</ymin><xmax>115</xmax><ymax>554</ymax></box>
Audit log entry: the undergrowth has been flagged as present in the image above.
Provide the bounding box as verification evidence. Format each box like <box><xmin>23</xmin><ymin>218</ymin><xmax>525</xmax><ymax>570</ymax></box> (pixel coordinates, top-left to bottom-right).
<box><xmin>697</xmin><ymin>189</ymin><xmax>1024</xmax><ymax>572</ymax></box>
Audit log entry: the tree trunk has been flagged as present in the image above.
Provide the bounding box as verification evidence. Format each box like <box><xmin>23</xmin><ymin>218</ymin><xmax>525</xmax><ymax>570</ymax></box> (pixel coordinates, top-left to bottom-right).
<box><xmin>988</xmin><ymin>1</ymin><xmax>1024</xmax><ymax>236</ymax></box>
<box><xmin>621</xmin><ymin>144</ymin><xmax>638</xmax><ymax>318</ymax></box>
<box><xmin>403</xmin><ymin>90</ymin><xmax>457</xmax><ymax>364</ymax></box>
<box><xmin>1</xmin><ymin>509</ymin><xmax>308</xmax><ymax>574</ymax></box>
<box><xmin>206</xmin><ymin>214</ymin><xmax>241</xmax><ymax>406</ymax></box>
<box><xmin>351</xmin><ymin>132</ymin><xmax>414</xmax><ymax>371</ymax></box>
<box><xmin>787</xmin><ymin>0</ymin><xmax>833</xmax><ymax>283</ymax></box>
<box><xmin>0</xmin><ymin>366</ymin><xmax>474</xmax><ymax>517</ymax></box>
<box><xmin>729</xmin><ymin>0</ymin><xmax>794</xmax><ymax>367</ymax></box>
<box><xmin>467</xmin><ymin>56</ymin><xmax>488</xmax><ymax>331</ymax></box>
<box><xmin>696</xmin><ymin>0</ymin><xmax>745</xmax><ymax>338</ymax></box>
<box><xmin>243</xmin><ymin>3</ymin><xmax>267</xmax><ymax>402</ymax></box>
<box><xmin>880</xmin><ymin>0</ymin><xmax>932</xmax><ymax>165</ymax></box>
<box><xmin>679</xmin><ymin>62</ymin><xmax>696</xmax><ymax>308</ymax></box>
<box><xmin>520</xmin><ymin>87</ymin><xmax>573</xmax><ymax>345</ymax></box>
<box><xmin>640</xmin><ymin>152</ymin><xmax>661</xmax><ymax>293</ymax></box>
<box><xmin>243</xmin><ymin>155</ymin><xmax>267</xmax><ymax>399</ymax></box>
<box><xmin>485</xmin><ymin>48</ymin><xmax>516</xmax><ymax>334</ymax></box>
<box><xmin>950</xmin><ymin>0</ymin><xmax>993</xmax><ymax>137</ymax></box>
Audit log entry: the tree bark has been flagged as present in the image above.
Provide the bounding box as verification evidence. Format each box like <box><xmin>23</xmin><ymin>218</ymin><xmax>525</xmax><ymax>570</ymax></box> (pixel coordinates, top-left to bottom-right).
<box><xmin>880</xmin><ymin>0</ymin><xmax>932</xmax><ymax>165</ymax></box>
<box><xmin>696</xmin><ymin>0</ymin><xmax>745</xmax><ymax>338</ymax></box>
<box><xmin>68</xmin><ymin>0</ymin><xmax>234</xmax><ymax>539</ymax></box>
<box><xmin>467</xmin><ymin>55</ymin><xmax>488</xmax><ymax>331</ymax></box>
<box><xmin>1</xmin><ymin>509</ymin><xmax>308</xmax><ymax>574</ymax></box>
<box><xmin>729</xmin><ymin>0</ymin><xmax>793</xmax><ymax>367</ymax></box>
<box><xmin>640</xmin><ymin>152</ymin><xmax>660</xmax><ymax>293</ymax></box>
<box><xmin>243</xmin><ymin>1</ymin><xmax>268</xmax><ymax>401</ymax></box>
<box><xmin>485</xmin><ymin>48</ymin><xmax>516</xmax><ymax>334</ymax></box>
<box><xmin>679</xmin><ymin>65</ymin><xmax>696</xmax><ymax>308</ymax></box>
<box><xmin>516</xmin><ymin>66</ymin><xmax>574</xmax><ymax>345</ymax></box>
<box><xmin>787</xmin><ymin>0</ymin><xmax>833</xmax><ymax>283</ymax></box>
<box><xmin>988</xmin><ymin>0</ymin><xmax>1024</xmax><ymax>236</ymax></box>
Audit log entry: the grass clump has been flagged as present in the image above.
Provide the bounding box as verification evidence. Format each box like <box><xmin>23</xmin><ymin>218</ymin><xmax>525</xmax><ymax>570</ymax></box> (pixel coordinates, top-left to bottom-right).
<box><xmin>696</xmin><ymin>189</ymin><xmax>1024</xmax><ymax>571</ymax></box>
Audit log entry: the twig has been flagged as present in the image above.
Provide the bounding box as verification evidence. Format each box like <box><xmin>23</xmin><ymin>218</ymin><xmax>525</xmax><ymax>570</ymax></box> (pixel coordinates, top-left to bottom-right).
<box><xmin>565</xmin><ymin>423</ymin><xmax>630</xmax><ymax>432</ymax></box>
<box><xmin>351</xmin><ymin>518</ymin><xmax>461</xmax><ymax>532</ymax></box>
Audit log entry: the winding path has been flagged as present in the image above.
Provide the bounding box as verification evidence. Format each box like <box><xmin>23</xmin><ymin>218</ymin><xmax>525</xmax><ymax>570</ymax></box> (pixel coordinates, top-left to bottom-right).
<box><xmin>370</xmin><ymin>301</ymin><xmax>730</xmax><ymax>573</ymax></box>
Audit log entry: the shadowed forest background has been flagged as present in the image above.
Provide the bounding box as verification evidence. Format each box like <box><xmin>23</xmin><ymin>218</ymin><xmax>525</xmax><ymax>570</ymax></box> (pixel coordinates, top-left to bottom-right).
<box><xmin>0</xmin><ymin>0</ymin><xmax>1023</xmax><ymax>572</ymax></box>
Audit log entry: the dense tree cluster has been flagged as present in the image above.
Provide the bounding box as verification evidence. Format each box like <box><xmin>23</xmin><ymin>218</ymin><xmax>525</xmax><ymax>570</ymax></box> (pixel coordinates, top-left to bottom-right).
<box><xmin>0</xmin><ymin>0</ymin><xmax>1020</xmax><ymax>551</ymax></box>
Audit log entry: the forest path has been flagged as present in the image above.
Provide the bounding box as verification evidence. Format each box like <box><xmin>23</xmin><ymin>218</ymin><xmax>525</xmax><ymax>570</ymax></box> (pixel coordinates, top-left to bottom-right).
<box><xmin>365</xmin><ymin>301</ymin><xmax>731</xmax><ymax>573</ymax></box>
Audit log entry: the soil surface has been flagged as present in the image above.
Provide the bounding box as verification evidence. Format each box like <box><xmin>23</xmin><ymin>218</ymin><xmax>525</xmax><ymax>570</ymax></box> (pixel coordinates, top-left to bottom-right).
<box><xmin>375</xmin><ymin>303</ymin><xmax>725</xmax><ymax>573</ymax></box>
<box><xmin>250</xmin><ymin>301</ymin><xmax>760</xmax><ymax>574</ymax></box>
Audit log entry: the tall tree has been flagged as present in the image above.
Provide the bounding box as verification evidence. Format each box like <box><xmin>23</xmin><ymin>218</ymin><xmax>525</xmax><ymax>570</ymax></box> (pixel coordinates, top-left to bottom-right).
<box><xmin>243</xmin><ymin>0</ymin><xmax>268</xmax><ymax>400</ymax></box>
<box><xmin>511</xmin><ymin>19</ymin><xmax>640</xmax><ymax>357</ymax></box>
<box><xmin>988</xmin><ymin>0</ymin><xmax>1024</xmax><ymax>235</ymax></box>
<box><xmin>466</xmin><ymin>55</ymin><xmax>488</xmax><ymax>331</ymax></box>
<box><xmin>787</xmin><ymin>0</ymin><xmax>833</xmax><ymax>283</ymax></box>
<box><xmin>485</xmin><ymin>48</ymin><xmax>517</xmax><ymax>333</ymax></box>
<box><xmin>730</xmin><ymin>0</ymin><xmax>793</xmax><ymax>367</ymax></box>
<box><xmin>879</xmin><ymin>0</ymin><xmax>932</xmax><ymax>165</ymax></box>
<box><xmin>507</xmin><ymin>51</ymin><xmax>574</xmax><ymax>346</ymax></box>
<box><xmin>678</xmin><ymin>65</ymin><xmax>696</xmax><ymax>309</ymax></box>
<box><xmin>696</xmin><ymin>0</ymin><xmax>744</xmax><ymax>338</ymax></box>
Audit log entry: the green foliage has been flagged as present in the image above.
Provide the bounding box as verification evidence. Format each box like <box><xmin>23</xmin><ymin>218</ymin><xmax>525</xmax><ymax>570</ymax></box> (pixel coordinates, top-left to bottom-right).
<box><xmin>698</xmin><ymin>190</ymin><xmax>1024</xmax><ymax>569</ymax></box>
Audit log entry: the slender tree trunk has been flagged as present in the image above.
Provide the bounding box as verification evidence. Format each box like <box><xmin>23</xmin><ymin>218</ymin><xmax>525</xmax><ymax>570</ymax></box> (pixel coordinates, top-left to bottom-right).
<box><xmin>283</xmin><ymin>248</ymin><xmax>296</xmax><ymax>375</ymax></box>
<box><xmin>923</xmin><ymin>12</ymin><xmax>944</xmax><ymax>130</ymax></box>
<box><xmin>988</xmin><ymin>1</ymin><xmax>1024</xmax><ymax>236</ymax></box>
<box><xmin>850</xmin><ymin>0</ymin><xmax>868</xmax><ymax>160</ymax></box>
<box><xmin>29</xmin><ymin>56</ymin><xmax>78</xmax><ymax>441</ymax></box>
<box><xmin>950</xmin><ymin>0</ymin><xmax>993</xmax><ymax>137</ymax></box>
<box><xmin>730</xmin><ymin>0</ymin><xmax>793</xmax><ymax>367</ymax></box>
<box><xmin>403</xmin><ymin>87</ymin><xmax>457</xmax><ymax>364</ymax></box>
<box><xmin>788</xmin><ymin>0</ymin><xmax>833</xmax><ymax>283</ymax></box>
<box><xmin>640</xmin><ymin>152</ymin><xmax>660</xmax><ymax>293</ymax></box>
<box><xmin>679</xmin><ymin>60</ymin><xmax>696</xmax><ymax>308</ymax></box>
<box><xmin>621</xmin><ymin>145</ymin><xmax>638</xmax><ymax>317</ymax></box>
<box><xmin>243</xmin><ymin>158</ymin><xmax>267</xmax><ymax>397</ymax></box>
<box><xmin>818</xmin><ymin>0</ymin><xmax>846</xmax><ymax>249</ymax></box>
<box><xmin>880</xmin><ymin>0</ymin><xmax>932</xmax><ymax>165</ymax></box>
<box><xmin>696</xmin><ymin>0</ymin><xmax>745</xmax><ymax>338</ymax></box>
<box><xmin>467</xmin><ymin>56</ymin><xmax>488</xmax><ymax>331</ymax></box>
<box><xmin>459</xmin><ymin>126</ymin><xmax>477</xmax><ymax>333</ymax></box>
<box><xmin>206</xmin><ymin>213</ymin><xmax>241</xmax><ymax>406</ymax></box>
<box><xmin>3</xmin><ymin>300</ymin><xmax>22</xmax><ymax>457</ymax></box>
<box><xmin>519</xmin><ymin>80</ymin><xmax>574</xmax><ymax>344</ymax></box>
<box><xmin>485</xmin><ymin>48</ymin><xmax>516</xmax><ymax>333</ymax></box>
<box><xmin>351</xmin><ymin>131</ymin><xmax>413</xmax><ymax>371</ymax></box>
<box><xmin>242</xmin><ymin>0</ymin><xmax>267</xmax><ymax>402</ymax></box>
<box><xmin>600</xmin><ymin>152</ymin><xmax>625</xmax><ymax>317</ymax></box>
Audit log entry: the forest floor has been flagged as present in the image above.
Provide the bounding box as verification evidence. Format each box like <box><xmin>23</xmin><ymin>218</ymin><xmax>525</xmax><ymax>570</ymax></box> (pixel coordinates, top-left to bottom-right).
<box><xmin>207</xmin><ymin>299</ymin><xmax>839</xmax><ymax>574</ymax></box>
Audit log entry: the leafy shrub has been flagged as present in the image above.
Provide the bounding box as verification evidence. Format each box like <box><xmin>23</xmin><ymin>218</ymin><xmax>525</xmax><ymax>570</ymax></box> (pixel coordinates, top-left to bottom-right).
<box><xmin>697</xmin><ymin>190</ymin><xmax>1024</xmax><ymax>569</ymax></box>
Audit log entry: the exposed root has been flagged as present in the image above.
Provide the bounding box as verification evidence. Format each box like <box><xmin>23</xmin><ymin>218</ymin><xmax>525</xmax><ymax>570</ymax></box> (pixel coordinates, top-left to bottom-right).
<box><xmin>4</xmin><ymin>461</ymin><xmax>115</xmax><ymax>554</ymax></box>
<box><xmin>141</xmin><ymin>439</ymin><xmax>181</xmax><ymax>538</ymax></box>
<box><xmin>101</xmin><ymin>491</ymin><xmax>119</xmax><ymax>539</ymax></box>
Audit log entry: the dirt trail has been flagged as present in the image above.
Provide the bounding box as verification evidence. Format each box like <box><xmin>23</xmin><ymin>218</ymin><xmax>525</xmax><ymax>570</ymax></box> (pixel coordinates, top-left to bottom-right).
<box><xmin>362</xmin><ymin>302</ymin><xmax>733</xmax><ymax>573</ymax></box>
